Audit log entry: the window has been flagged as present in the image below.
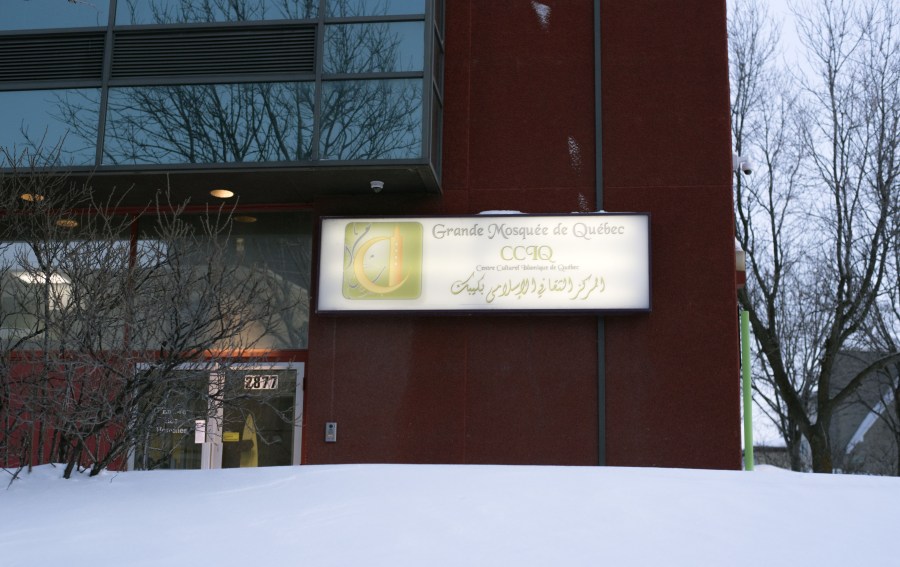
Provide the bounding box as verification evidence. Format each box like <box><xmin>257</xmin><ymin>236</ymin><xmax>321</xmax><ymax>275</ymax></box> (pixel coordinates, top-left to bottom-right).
<box><xmin>137</xmin><ymin>212</ymin><xmax>312</xmax><ymax>350</ymax></box>
<box><xmin>103</xmin><ymin>83</ymin><xmax>315</xmax><ymax>165</ymax></box>
<box><xmin>116</xmin><ymin>0</ymin><xmax>317</xmax><ymax>25</ymax></box>
<box><xmin>325</xmin><ymin>0</ymin><xmax>425</xmax><ymax>17</ymax></box>
<box><xmin>0</xmin><ymin>89</ymin><xmax>100</xmax><ymax>167</ymax></box>
<box><xmin>0</xmin><ymin>0</ymin><xmax>443</xmax><ymax>184</ymax></box>
<box><xmin>320</xmin><ymin>79</ymin><xmax>422</xmax><ymax>160</ymax></box>
<box><xmin>324</xmin><ymin>22</ymin><xmax>424</xmax><ymax>73</ymax></box>
<box><xmin>1</xmin><ymin>0</ymin><xmax>109</xmax><ymax>31</ymax></box>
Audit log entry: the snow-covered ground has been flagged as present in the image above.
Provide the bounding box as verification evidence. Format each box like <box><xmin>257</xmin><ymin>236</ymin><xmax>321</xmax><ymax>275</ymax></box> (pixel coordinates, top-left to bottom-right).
<box><xmin>1</xmin><ymin>463</ymin><xmax>897</xmax><ymax>566</ymax></box>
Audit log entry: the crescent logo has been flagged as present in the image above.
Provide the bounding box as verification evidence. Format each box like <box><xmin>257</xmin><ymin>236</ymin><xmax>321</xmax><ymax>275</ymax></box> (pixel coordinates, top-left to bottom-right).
<box><xmin>342</xmin><ymin>222</ymin><xmax>423</xmax><ymax>300</ymax></box>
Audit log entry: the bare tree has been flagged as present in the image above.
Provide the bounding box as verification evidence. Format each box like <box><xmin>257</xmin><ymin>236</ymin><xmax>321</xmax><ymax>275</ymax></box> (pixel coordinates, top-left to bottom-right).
<box><xmin>730</xmin><ymin>0</ymin><xmax>811</xmax><ymax>471</ymax></box>
<box><xmin>730</xmin><ymin>0</ymin><xmax>900</xmax><ymax>473</ymax></box>
<box><xmin>0</xmin><ymin>146</ymin><xmax>300</xmax><ymax>480</ymax></box>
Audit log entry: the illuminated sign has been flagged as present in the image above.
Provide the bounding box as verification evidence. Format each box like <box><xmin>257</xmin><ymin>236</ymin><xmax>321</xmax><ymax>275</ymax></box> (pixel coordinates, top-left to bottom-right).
<box><xmin>317</xmin><ymin>213</ymin><xmax>650</xmax><ymax>313</ymax></box>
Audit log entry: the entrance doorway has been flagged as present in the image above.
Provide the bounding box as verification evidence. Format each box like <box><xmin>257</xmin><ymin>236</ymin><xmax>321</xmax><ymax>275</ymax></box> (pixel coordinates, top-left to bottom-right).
<box><xmin>131</xmin><ymin>363</ymin><xmax>304</xmax><ymax>470</ymax></box>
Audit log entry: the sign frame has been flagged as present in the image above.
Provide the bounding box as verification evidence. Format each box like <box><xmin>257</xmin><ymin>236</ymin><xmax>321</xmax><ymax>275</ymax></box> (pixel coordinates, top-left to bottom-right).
<box><xmin>316</xmin><ymin>213</ymin><xmax>651</xmax><ymax>315</ymax></box>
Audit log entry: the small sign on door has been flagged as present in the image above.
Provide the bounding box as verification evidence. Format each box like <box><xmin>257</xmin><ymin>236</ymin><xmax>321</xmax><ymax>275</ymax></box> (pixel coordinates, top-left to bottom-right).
<box><xmin>194</xmin><ymin>420</ymin><xmax>206</xmax><ymax>444</ymax></box>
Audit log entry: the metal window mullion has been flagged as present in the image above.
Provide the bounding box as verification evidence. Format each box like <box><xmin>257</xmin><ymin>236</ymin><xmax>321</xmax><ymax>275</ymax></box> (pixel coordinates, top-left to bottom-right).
<box><xmin>95</xmin><ymin>0</ymin><xmax>117</xmax><ymax>167</ymax></box>
<box><xmin>106</xmin><ymin>73</ymin><xmax>316</xmax><ymax>88</ymax></box>
<box><xmin>420</xmin><ymin>0</ymin><xmax>434</xmax><ymax>163</ymax></box>
<box><xmin>321</xmin><ymin>71</ymin><xmax>422</xmax><ymax>81</ymax></box>
<box><xmin>434</xmin><ymin>0</ymin><xmax>445</xmax><ymax>43</ymax></box>
<box><xmin>322</xmin><ymin>14</ymin><xmax>424</xmax><ymax>24</ymax></box>
<box><xmin>0</xmin><ymin>80</ymin><xmax>102</xmax><ymax>93</ymax></box>
<box><xmin>431</xmin><ymin>81</ymin><xmax>443</xmax><ymax>106</ymax></box>
<box><xmin>311</xmin><ymin>0</ymin><xmax>326</xmax><ymax>161</ymax></box>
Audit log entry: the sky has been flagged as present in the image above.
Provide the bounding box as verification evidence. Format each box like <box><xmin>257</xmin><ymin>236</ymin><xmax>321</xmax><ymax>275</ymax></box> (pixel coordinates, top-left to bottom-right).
<box><xmin>1</xmin><ymin>463</ymin><xmax>898</xmax><ymax>566</ymax></box>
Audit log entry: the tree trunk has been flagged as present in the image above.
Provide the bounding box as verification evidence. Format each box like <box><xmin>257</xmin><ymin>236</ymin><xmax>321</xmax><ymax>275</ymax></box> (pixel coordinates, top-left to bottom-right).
<box><xmin>62</xmin><ymin>441</ymin><xmax>82</xmax><ymax>479</ymax></box>
<box><xmin>808</xmin><ymin>428</ymin><xmax>833</xmax><ymax>473</ymax></box>
<box><xmin>789</xmin><ymin>443</ymin><xmax>804</xmax><ymax>472</ymax></box>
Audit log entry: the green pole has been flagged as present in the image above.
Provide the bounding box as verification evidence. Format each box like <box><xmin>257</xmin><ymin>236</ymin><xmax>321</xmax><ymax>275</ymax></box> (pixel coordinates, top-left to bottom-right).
<box><xmin>741</xmin><ymin>309</ymin><xmax>754</xmax><ymax>471</ymax></box>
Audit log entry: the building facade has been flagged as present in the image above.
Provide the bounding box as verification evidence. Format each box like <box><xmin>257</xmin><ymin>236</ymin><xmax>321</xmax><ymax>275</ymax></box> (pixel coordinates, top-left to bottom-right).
<box><xmin>829</xmin><ymin>352</ymin><xmax>899</xmax><ymax>476</ymax></box>
<box><xmin>1</xmin><ymin>0</ymin><xmax>740</xmax><ymax>470</ymax></box>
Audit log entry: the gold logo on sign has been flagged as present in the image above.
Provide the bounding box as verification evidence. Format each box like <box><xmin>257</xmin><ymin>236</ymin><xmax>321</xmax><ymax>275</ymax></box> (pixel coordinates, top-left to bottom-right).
<box><xmin>342</xmin><ymin>222</ymin><xmax>422</xmax><ymax>300</ymax></box>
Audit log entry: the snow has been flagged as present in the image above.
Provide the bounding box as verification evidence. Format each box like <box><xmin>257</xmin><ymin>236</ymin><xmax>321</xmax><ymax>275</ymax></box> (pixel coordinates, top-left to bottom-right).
<box><xmin>531</xmin><ymin>1</ymin><xmax>551</xmax><ymax>30</ymax></box>
<box><xmin>567</xmin><ymin>135</ymin><xmax>583</xmax><ymax>172</ymax></box>
<box><xmin>2</xmin><ymin>464</ymin><xmax>897</xmax><ymax>566</ymax></box>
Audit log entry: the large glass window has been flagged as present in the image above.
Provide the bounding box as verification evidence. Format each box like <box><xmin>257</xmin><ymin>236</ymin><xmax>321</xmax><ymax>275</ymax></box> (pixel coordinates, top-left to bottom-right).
<box><xmin>116</xmin><ymin>0</ymin><xmax>317</xmax><ymax>25</ymax></box>
<box><xmin>325</xmin><ymin>0</ymin><xmax>424</xmax><ymax>17</ymax></box>
<box><xmin>320</xmin><ymin>79</ymin><xmax>422</xmax><ymax>160</ymax></box>
<box><xmin>0</xmin><ymin>211</ymin><xmax>311</xmax><ymax>351</ymax></box>
<box><xmin>137</xmin><ymin>212</ymin><xmax>312</xmax><ymax>350</ymax></box>
<box><xmin>324</xmin><ymin>22</ymin><xmax>424</xmax><ymax>73</ymax></box>
<box><xmin>102</xmin><ymin>82</ymin><xmax>314</xmax><ymax>165</ymax></box>
<box><xmin>223</xmin><ymin>214</ymin><xmax>312</xmax><ymax>350</ymax></box>
<box><xmin>0</xmin><ymin>0</ymin><xmax>440</xmax><ymax>174</ymax></box>
<box><xmin>0</xmin><ymin>90</ymin><xmax>100</xmax><ymax>167</ymax></box>
<box><xmin>0</xmin><ymin>218</ymin><xmax>133</xmax><ymax>349</ymax></box>
<box><xmin>0</xmin><ymin>0</ymin><xmax>109</xmax><ymax>30</ymax></box>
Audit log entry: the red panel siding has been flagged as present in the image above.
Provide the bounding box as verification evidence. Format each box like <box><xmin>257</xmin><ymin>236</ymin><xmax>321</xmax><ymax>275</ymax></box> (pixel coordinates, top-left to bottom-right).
<box><xmin>306</xmin><ymin>0</ymin><xmax>740</xmax><ymax>469</ymax></box>
<box><xmin>600</xmin><ymin>0</ymin><xmax>739</xmax><ymax>469</ymax></box>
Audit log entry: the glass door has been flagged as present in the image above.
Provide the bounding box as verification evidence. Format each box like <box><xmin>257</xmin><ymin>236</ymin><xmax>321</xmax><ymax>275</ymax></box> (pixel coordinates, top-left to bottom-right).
<box><xmin>132</xmin><ymin>371</ymin><xmax>207</xmax><ymax>471</ymax></box>
<box><xmin>220</xmin><ymin>369</ymin><xmax>299</xmax><ymax>468</ymax></box>
<box><xmin>132</xmin><ymin>364</ymin><xmax>304</xmax><ymax>470</ymax></box>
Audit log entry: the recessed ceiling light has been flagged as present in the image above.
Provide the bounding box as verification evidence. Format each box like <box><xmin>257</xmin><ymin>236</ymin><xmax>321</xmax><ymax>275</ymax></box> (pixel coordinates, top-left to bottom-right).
<box><xmin>55</xmin><ymin>218</ymin><xmax>78</xmax><ymax>229</ymax></box>
<box><xmin>20</xmin><ymin>193</ymin><xmax>45</xmax><ymax>202</ymax></box>
<box><xmin>234</xmin><ymin>215</ymin><xmax>258</xmax><ymax>223</ymax></box>
<box><xmin>210</xmin><ymin>189</ymin><xmax>235</xmax><ymax>199</ymax></box>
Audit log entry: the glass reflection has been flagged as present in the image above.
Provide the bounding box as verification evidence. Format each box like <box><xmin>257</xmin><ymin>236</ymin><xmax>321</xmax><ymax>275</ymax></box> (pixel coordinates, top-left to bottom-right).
<box><xmin>320</xmin><ymin>79</ymin><xmax>422</xmax><ymax>160</ymax></box>
<box><xmin>102</xmin><ymin>82</ymin><xmax>314</xmax><ymax>165</ymax></box>
<box><xmin>131</xmin><ymin>371</ymin><xmax>207</xmax><ymax>470</ymax></box>
<box><xmin>0</xmin><ymin>212</ymin><xmax>310</xmax><ymax>351</ymax></box>
<box><xmin>224</xmin><ymin>214</ymin><xmax>311</xmax><ymax>350</ymax></box>
<box><xmin>0</xmin><ymin>0</ymin><xmax>109</xmax><ymax>30</ymax></box>
<box><xmin>326</xmin><ymin>0</ymin><xmax>424</xmax><ymax>17</ymax></box>
<box><xmin>435</xmin><ymin>0</ymin><xmax>443</xmax><ymax>32</ymax></box>
<box><xmin>137</xmin><ymin>213</ymin><xmax>312</xmax><ymax>350</ymax></box>
<box><xmin>0</xmin><ymin>221</ymin><xmax>133</xmax><ymax>350</ymax></box>
<box><xmin>116</xmin><ymin>0</ymin><xmax>317</xmax><ymax>25</ymax></box>
<box><xmin>324</xmin><ymin>22</ymin><xmax>424</xmax><ymax>74</ymax></box>
<box><xmin>433</xmin><ymin>29</ymin><xmax>444</xmax><ymax>90</ymax></box>
<box><xmin>0</xmin><ymin>90</ymin><xmax>99</xmax><ymax>167</ymax></box>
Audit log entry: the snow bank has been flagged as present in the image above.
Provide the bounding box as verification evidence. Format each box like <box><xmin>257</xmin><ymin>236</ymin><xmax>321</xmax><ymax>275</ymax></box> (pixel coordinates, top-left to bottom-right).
<box><xmin>1</xmin><ymin>464</ymin><xmax>896</xmax><ymax>566</ymax></box>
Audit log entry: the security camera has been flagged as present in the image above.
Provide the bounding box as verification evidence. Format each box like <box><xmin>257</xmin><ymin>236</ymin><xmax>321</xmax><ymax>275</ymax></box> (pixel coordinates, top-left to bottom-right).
<box><xmin>732</xmin><ymin>154</ymin><xmax>753</xmax><ymax>175</ymax></box>
<box><xmin>370</xmin><ymin>180</ymin><xmax>384</xmax><ymax>193</ymax></box>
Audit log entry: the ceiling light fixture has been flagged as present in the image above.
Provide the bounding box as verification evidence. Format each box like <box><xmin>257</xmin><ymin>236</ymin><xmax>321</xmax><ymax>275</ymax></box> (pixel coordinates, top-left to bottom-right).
<box><xmin>234</xmin><ymin>215</ymin><xmax>258</xmax><ymax>223</ymax></box>
<box><xmin>20</xmin><ymin>193</ymin><xmax>45</xmax><ymax>202</ymax></box>
<box><xmin>55</xmin><ymin>218</ymin><xmax>78</xmax><ymax>229</ymax></box>
<box><xmin>210</xmin><ymin>189</ymin><xmax>235</xmax><ymax>199</ymax></box>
